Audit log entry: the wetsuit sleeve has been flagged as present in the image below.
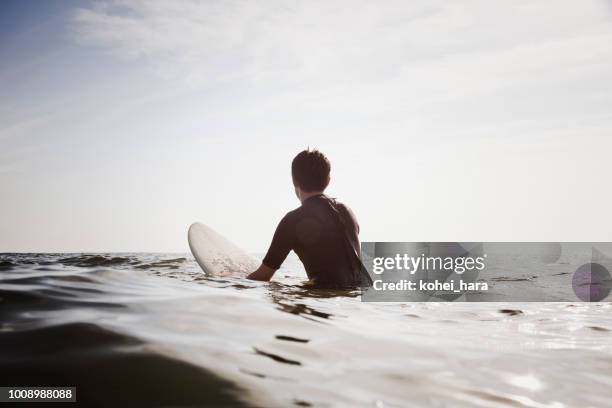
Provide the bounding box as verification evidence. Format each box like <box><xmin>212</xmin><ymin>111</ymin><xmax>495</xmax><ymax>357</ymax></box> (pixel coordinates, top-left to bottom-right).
<box><xmin>262</xmin><ymin>214</ymin><xmax>294</xmax><ymax>270</ymax></box>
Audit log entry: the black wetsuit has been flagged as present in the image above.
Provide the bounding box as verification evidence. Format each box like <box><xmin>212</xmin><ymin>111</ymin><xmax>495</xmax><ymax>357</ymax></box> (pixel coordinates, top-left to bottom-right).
<box><xmin>262</xmin><ymin>194</ymin><xmax>373</xmax><ymax>288</ymax></box>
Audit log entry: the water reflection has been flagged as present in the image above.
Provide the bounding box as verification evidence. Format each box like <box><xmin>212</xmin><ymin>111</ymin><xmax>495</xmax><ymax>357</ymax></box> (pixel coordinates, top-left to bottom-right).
<box><xmin>265</xmin><ymin>281</ymin><xmax>361</xmax><ymax>322</ymax></box>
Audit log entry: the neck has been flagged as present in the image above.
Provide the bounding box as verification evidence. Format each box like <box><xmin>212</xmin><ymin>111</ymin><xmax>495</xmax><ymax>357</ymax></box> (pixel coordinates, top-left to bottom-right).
<box><xmin>300</xmin><ymin>190</ymin><xmax>324</xmax><ymax>203</ymax></box>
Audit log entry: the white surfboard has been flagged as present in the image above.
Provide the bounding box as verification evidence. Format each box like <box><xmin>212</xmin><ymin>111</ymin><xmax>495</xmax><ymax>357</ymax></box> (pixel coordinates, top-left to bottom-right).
<box><xmin>188</xmin><ymin>222</ymin><xmax>260</xmax><ymax>276</ymax></box>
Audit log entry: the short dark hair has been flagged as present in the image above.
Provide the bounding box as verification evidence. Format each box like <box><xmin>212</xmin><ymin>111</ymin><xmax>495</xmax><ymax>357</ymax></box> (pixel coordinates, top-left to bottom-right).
<box><xmin>291</xmin><ymin>149</ymin><xmax>331</xmax><ymax>192</ymax></box>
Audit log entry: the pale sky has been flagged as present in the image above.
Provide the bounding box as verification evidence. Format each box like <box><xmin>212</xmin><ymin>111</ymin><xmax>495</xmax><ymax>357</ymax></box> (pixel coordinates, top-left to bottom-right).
<box><xmin>1</xmin><ymin>0</ymin><xmax>612</xmax><ymax>253</ymax></box>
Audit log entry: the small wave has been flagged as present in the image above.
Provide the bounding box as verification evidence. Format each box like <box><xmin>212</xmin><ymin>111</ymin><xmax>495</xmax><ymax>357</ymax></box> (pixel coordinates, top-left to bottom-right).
<box><xmin>59</xmin><ymin>254</ymin><xmax>138</xmax><ymax>268</ymax></box>
<box><xmin>274</xmin><ymin>300</ymin><xmax>332</xmax><ymax>321</ymax></box>
<box><xmin>491</xmin><ymin>276</ymin><xmax>536</xmax><ymax>282</ymax></box>
<box><xmin>0</xmin><ymin>322</ymin><xmax>252</xmax><ymax>407</ymax></box>
<box><xmin>135</xmin><ymin>257</ymin><xmax>187</xmax><ymax>270</ymax></box>
<box><xmin>2</xmin><ymin>253</ymin><xmax>192</xmax><ymax>270</ymax></box>
<box><xmin>275</xmin><ymin>335</ymin><xmax>310</xmax><ymax>343</ymax></box>
<box><xmin>0</xmin><ymin>322</ymin><xmax>141</xmax><ymax>357</ymax></box>
<box><xmin>253</xmin><ymin>347</ymin><xmax>302</xmax><ymax>366</ymax></box>
<box><xmin>0</xmin><ymin>288</ymin><xmax>125</xmax><ymax>314</ymax></box>
<box><xmin>499</xmin><ymin>309</ymin><xmax>523</xmax><ymax>316</ymax></box>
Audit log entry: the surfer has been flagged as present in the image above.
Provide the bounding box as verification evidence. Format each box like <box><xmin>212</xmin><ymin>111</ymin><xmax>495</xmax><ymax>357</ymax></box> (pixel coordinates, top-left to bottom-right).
<box><xmin>247</xmin><ymin>149</ymin><xmax>373</xmax><ymax>288</ymax></box>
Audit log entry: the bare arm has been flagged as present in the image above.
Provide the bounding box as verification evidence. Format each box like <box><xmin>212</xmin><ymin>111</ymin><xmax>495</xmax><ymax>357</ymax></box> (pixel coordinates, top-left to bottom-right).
<box><xmin>247</xmin><ymin>263</ymin><xmax>277</xmax><ymax>281</ymax></box>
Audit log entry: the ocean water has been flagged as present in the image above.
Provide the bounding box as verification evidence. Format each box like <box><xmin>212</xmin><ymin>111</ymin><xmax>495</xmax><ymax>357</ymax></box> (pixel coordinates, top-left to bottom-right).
<box><xmin>1</xmin><ymin>252</ymin><xmax>611</xmax><ymax>407</ymax></box>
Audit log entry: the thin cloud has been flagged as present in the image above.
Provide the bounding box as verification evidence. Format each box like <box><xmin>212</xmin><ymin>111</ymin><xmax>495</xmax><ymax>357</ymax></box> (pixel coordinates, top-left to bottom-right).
<box><xmin>71</xmin><ymin>0</ymin><xmax>612</xmax><ymax>118</ymax></box>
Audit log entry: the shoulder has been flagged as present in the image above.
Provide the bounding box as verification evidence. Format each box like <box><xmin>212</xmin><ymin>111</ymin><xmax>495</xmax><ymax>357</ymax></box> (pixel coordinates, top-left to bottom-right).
<box><xmin>331</xmin><ymin>198</ymin><xmax>359</xmax><ymax>233</ymax></box>
<box><xmin>278</xmin><ymin>206</ymin><xmax>302</xmax><ymax>227</ymax></box>
<box><xmin>332</xmin><ymin>199</ymin><xmax>357</xmax><ymax>220</ymax></box>
<box><xmin>286</xmin><ymin>205</ymin><xmax>303</xmax><ymax>219</ymax></box>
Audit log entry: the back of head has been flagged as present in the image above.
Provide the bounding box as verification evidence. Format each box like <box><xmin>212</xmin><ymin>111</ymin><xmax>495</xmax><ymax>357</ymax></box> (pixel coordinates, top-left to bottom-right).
<box><xmin>291</xmin><ymin>149</ymin><xmax>331</xmax><ymax>192</ymax></box>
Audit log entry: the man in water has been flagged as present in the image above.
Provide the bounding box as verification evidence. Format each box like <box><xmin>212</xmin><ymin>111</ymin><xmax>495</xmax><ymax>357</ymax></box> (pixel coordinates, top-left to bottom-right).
<box><xmin>247</xmin><ymin>149</ymin><xmax>373</xmax><ymax>288</ymax></box>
